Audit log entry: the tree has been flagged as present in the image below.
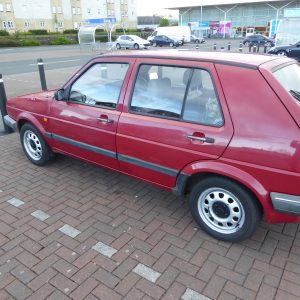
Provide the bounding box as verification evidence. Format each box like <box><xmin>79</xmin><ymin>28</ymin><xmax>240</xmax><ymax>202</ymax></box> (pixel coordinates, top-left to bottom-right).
<box><xmin>159</xmin><ymin>18</ymin><xmax>169</xmax><ymax>27</ymax></box>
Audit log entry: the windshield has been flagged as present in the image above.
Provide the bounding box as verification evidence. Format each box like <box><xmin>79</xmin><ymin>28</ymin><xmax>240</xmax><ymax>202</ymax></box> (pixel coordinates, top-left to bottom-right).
<box><xmin>273</xmin><ymin>63</ymin><xmax>300</xmax><ymax>103</ymax></box>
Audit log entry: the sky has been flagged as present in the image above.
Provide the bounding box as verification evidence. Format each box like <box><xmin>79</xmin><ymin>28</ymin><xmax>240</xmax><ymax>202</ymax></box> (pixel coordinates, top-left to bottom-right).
<box><xmin>137</xmin><ymin>0</ymin><xmax>179</xmax><ymax>17</ymax></box>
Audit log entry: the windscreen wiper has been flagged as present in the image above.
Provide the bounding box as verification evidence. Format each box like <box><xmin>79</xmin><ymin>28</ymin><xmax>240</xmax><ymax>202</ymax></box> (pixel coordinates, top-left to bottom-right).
<box><xmin>290</xmin><ymin>90</ymin><xmax>300</xmax><ymax>102</ymax></box>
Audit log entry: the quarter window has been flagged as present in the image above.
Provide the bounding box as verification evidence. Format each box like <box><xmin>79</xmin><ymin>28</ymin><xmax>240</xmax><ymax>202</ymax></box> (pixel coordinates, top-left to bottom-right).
<box><xmin>69</xmin><ymin>63</ymin><xmax>129</xmax><ymax>109</ymax></box>
<box><xmin>130</xmin><ymin>64</ymin><xmax>223</xmax><ymax>126</ymax></box>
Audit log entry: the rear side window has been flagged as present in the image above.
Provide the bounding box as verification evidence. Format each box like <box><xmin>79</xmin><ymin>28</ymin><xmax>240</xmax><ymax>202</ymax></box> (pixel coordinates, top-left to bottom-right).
<box><xmin>130</xmin><ymin>64</ymin><xmax>223</xmax><ymax>127</ymax></box>
<box><xmin>273</xmin><ymin>63</ymin><xmax>300</xmax><ymax>104</ymax></box>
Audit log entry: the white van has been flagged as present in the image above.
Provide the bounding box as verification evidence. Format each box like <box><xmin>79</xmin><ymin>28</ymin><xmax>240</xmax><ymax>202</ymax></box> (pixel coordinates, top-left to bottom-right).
<box><xmin>147</xmin><ymin>26</ymin><xmax>191</xmax><ymax>43</ymax></box>
<box><xmin>275</xmin><ymin>18</ymin><xmax>300</xmax><ymax>46</ymax></box>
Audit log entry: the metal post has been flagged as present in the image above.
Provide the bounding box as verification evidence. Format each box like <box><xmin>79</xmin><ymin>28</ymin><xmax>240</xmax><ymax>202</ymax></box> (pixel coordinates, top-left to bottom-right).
<box><xmin>0</xmin><ymin>74</ymin><xmax>12</xmax><ymax>133</ymax></box>
<box><xmin>257</xmin><ymin>45</ymin><xmax>260</xmax><ymax>53</ymax></box>
<box><xmin>196</xmin><ymin>44</ymin><xmax>199</xmax><ymax>50</ymax></box>
<box><xmin>249</xmin><ymin>45</ymin><xmax>252</xmax><ymax>52</ymax></box>
<box><xmin>264</xmin><ymin>45</ymin><xmax>267</xmax><ymax>53</ymax></box>
<box><xmin>220</xmin><ymin>46</ymin><xmax>225</xmax><ymax>52</ymax></box>
<box><xmin>239</xmin><ymin>42</ymin><xmax>243</xmax><ymax>52</ymax></box>
<box><xmin>228</xmin><ymin>42</ymin><xmax>231</xmax><ymax>51</ymax></box>
<box><xmin>213</xmin><ymin>43</ymin><xmax>217</xmax><ymax>50</ymax></box>
<box><xmin>37</xmin><ymin>58</ymin><xmax>47</xmax><ymax>91</ymax></box>
<box><xmin>253</xmin><ymin>45</ymin><xmax>257</xmax><ymax>53</ymax></box>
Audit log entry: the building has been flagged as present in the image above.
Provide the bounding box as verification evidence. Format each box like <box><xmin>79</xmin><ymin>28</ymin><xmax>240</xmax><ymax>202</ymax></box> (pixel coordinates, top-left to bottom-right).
<box><xmin>0</xmin><ymin>0</ymin><xmax>137</xmax><ymax>32</ymax></box>
<box><xmin>166</xmin><ymin>0</ymin><xmax>300</xmax><ymax>37</ymax></box>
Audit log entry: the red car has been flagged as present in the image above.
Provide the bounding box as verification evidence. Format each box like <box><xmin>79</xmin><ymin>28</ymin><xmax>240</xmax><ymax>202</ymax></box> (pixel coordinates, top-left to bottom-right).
<box><xmin>4</xmin><ymin>51</ymin><xmax>300</xmax><ymax>242</ymax></box>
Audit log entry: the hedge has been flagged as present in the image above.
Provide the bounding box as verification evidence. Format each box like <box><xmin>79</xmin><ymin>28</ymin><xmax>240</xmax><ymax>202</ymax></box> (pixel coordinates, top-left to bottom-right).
<box><xmin>29</xmin><ymin>29</ymin><xmax>48</xmax><ymax>35</ymax></box>
<box><xmin>21</xmin><ymin>39</ymin><xmax>41</xmax><ymax>46</ymax></box>
<box><xmin>0</xmin><ymin>30</ymin><xmax>9</xmax><ymax>36</ymax></box>
<box><xmin>51</xmin><ymin>36</ymin><xmax>75</xmax><ymax>45</ymax></box>
<box><xmin>0</xmin><ymin>38</ymin><xmax>21</xmax><ymax>47</ymax></box>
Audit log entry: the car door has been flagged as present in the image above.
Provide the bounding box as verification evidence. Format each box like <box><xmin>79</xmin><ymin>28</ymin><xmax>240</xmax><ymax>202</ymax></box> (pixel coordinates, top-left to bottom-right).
<box><xmin>117</xmin><ymin>58</ymin><xmax>234</xmax><ymax>188</ymax></box>
<box><xmin>289</xmin><ymin>42</ymin><xmax>300</xmax><ymax>59</ymax></box>
<box><xmin>48</xmin><ymin>58</ymin><xmax>134</xmax><ymax>170</ymax></box>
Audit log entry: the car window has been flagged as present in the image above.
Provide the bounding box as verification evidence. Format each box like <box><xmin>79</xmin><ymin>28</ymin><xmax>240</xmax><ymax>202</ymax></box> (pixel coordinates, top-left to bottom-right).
<box><xmin>273</xmin><ymin>63</ymin><xmax>300</xmax><ymax>104</ymax></box>
<box><xmin>130</xmin><ymin>64</ymin><xmax>223</xmax><ymax>126</ymax></box>
<box><xmin>69</xmin><ymin>63</ymin><xmax>129</xmax><ymax>109</ymax></box>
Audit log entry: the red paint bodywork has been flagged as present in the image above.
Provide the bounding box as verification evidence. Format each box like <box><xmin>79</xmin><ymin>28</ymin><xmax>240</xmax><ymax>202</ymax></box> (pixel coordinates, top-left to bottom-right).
<box><xmin>6</xmin><ymin>51</ymin><xmax>300</xmax><ymax>224</ymax></box>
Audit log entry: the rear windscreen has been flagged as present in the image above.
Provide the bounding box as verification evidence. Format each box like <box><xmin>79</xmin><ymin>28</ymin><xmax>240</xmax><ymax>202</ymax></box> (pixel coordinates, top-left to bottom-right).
<box><xmin>273</xmin><ymin>63</ymin><xmax>300</xmax><ymax>104</ymax></box>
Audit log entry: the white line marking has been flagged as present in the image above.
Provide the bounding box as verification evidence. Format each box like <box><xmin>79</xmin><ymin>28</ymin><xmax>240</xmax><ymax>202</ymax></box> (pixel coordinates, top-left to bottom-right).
<box><xmin>29</xmin><ymin>59</ymin><xmax>81</xmax><ymax>66</ymax></box>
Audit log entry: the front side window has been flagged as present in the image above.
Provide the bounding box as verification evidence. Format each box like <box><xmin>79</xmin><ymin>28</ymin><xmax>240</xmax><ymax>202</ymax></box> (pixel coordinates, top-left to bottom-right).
<box><xmin>130</xmin><ymin>64</ymin><xmax>223</xmax><ymax>126</ymax></box>
<box><xmin>69</xmin><ymin>63</ymin><xmax>129</xmax><ymax>109</ymax></box>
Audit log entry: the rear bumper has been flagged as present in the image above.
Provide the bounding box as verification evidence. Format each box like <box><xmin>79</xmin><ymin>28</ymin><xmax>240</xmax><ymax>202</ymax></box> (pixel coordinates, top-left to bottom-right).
<box><xmin>3</xmin><ymin>115</ymin><xmax>17</xmax><ymax>131</ymax></box>
<box><xmin>271</xmin><ymin>192</ymin><xmax>300</xmax><ymax>216</ymax></box>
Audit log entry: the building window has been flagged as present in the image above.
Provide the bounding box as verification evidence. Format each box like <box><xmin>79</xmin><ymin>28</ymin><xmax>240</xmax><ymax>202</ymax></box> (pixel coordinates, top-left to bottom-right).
<box><xmin>8</xmin><ymin>21</ymin><xmax>14</xmax><ymax>28</ymax></box>
<box><xmin>6</xmin><ymin>3</ymin><xmax>11</xmax><ymax>11</ymax></box>
<box><xmin>77</xmin><ymin>7</ymin><xmax>80</xmax><ymax>14</ymax></box>
<box><xmin>52</xmin><ymin>6</ymin><xmax>56</xmax><ymax>13</ymax></box>
<box><xmin>2</xmin><ymin>21</ymin><xmax>7</xmax><ymax>29</ymax></box>
<box><xmin>57</xmin><ymin>6</ymin><xmax>62</xmax><ymax>13</ymax></box>
<box><xmin>25</xmin><ymin>21</ymin><xmax>30</xmax><ymax>28</ymax></box>
<box><xmin>58</xmin><ymin>21</ymin><xmax>64</xmax><ymax>28</ymax></box>
<box><xmin>0</xmin><ymin>4</ymin><xmax>3</xmax><ymax>12</ymax></box>
<box><xmin>40</xmin><ymin>21</ymin><xmax>45</xmax><ymax>28</ymax></box>
<box><xmin>72</xmin><ymin>7</ymin><xmax>75</xmax><ymax>14</ymax></box>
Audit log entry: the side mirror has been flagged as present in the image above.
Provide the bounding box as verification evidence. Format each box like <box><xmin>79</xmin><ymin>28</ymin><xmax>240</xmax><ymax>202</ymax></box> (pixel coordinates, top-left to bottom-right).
<box><xmin>54</xmin><ymin>89</ymin><xmax>65</xmax><ymax>101</ymax></box>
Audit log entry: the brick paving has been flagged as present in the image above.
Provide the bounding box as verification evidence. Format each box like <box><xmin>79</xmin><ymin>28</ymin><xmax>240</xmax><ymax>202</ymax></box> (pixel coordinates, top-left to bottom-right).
<box><xmin>1</xmin><ymin>133</ymin><xmax>300</xmax><ymax>300</ymax></box>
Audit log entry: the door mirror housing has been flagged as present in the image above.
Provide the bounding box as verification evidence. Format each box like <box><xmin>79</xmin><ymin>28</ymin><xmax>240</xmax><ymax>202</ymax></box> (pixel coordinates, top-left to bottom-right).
<box><xmin>54</xmin><ymin>89</ymin><xmax>65</xmax><ymax>101</ymax></box>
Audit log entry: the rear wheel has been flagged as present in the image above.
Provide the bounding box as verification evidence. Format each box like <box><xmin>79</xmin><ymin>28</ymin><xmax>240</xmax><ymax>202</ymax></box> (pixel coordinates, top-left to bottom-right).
<box><xmin>189</xmin><ymin>177</ymin><xmax>261</xmax><ymax>242</ymax></box>
<box><xmin>169</xmin><ymin>42</ymin><xmax>174</xmax><ymax>47</ymax></box>
<box><xmin>134</xmin><ymin>43</ymin><xmax>139</xmax><ymax>50</ymax></box>
<box><xmin>116</xmin><ymin>43</ymin><xmax>121</xmax><ymax>50</ymax></box>
<box><xmin>20</xmin><ymin>123</ymin><xmax>53</xmax><ymax>166</ymax></box>
<box><xmin>195</xmin><ymin>39</ymin><xmax>200</xmax><ymax>44</ymax></box>
<box><xmin>244</xmin><ymin>41</ymin><xmax>250</xmax><ymax>47</ymax></box>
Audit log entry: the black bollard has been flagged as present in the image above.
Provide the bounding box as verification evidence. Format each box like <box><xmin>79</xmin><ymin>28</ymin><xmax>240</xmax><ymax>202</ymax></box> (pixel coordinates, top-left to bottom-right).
<box><xmin>0</xmin><ymin>74</ymin><xmax>12</xmax><ymax>133</ymax></box>
<box><xmin>220</xmin><ymin>46</ymin><xmax>225</xmax><ymax>52</ymax></box>
<box><xmin>257</xmin><ymin>45</ymin><xmax>260</xmax><ymax>53</ymax></box>
<box><xmin>239</xmin><ymin>45</ymin><xmax>243</xmax><ymax>52</ymax></box>
<box><xmin>264</xmin><ymin>45</ymin><xmax>267</xmax><ymax>53</ymax></box>
<box><xmin>228</xmin><ymin>42</ymin><xmax>231</xmax><ymax>51</ymax></box>
<box><xmin>213</xmin><ymin>43</ymin><xmax>217</xmax><ymax>50</ymax></box>
<box><xmin>239</xmin><ymin>42</ymin><xmax>243</xmax><ymax>49</ymax></box>
<box><xmin>253</xmin><ymin>45</ymin><xmax>257</xmax><ymax>53</ymax></box>
<box><xmin>249</xmin><ymin>45</ymin><xmax>252</xmax><ymax>52</ymax></box>
<box><xmin>37</xmin><ymin>58</ymin><xmax>47</xmax><ymax>91</ymax></box>
<box><xmin>195</xmin><ymin>44</ymin><xmax>199</xmax><ymax>50</ymax></box>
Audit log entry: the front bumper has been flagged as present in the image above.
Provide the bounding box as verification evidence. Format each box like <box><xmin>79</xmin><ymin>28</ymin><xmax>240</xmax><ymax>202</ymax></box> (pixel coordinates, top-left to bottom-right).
<box><xmin>3</xmin><ymin>115</ymin><xmax>17</xmax><ymax>131</ymax></box>
<box><xmin>271</xmin><ymin>192</ymin><xmax>300</xmax><ymax>216</ymax></box>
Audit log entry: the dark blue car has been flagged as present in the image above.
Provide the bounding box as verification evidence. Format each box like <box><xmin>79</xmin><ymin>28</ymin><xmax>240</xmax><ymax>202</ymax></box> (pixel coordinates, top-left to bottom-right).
<box><xmin>151</xmin><ymin>35</ymin><xmax>180</xmax><ymax>47</ymax></box>
<box><xmin>268</xmin><ymin>42</ymin><xmax>300</xmax><ymax>60</ymax></box>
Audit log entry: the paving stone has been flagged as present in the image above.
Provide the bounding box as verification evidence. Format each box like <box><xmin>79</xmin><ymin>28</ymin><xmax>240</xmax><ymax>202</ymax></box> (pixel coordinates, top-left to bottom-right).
<box><xmin>133</xmin><ymin>263</ymin><xmax>161</xmax><ymax>283</ymax></box>
<box><xmin>7</xmin><ymin>198</ymin><xmax>24</xmax><ymax>207</ymax></box>
<box><xmin>59</xmin><ymin>224</ymin><xmax>81</xmax><ymax>238</ymax></box>
<box><xmin>181</xmin><ymin>288</ymin><xmax>211</xmax><ymax>300</ymax></box>
<box><xmin>31</xmin><ymin>210</ymin><xmax>50</xmax><ymax>221</ymax></box>
<box><xmin>92</xmin><ymin>241</ymin><xmax>117</xmax><ymax>258</ymax></box>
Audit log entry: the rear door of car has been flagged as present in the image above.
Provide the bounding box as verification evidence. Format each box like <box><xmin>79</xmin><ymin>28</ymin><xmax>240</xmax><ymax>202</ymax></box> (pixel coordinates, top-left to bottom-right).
<box><xmin>117</xmin><ymin>58</ymin><xmax>234</xmax><ymax>188</ymax></box>
<box><xmin>48</xmin><ymin>57</ymin><xmax>134</xmax><ymax>170</ymax></box>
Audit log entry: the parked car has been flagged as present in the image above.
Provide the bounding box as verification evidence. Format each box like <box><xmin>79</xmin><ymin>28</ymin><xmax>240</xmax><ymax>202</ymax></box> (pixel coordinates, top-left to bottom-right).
<box><xmin>268</xmin><ymin>41</ymin><xmax>300</xmax><ymax>60</ymax></box>
<box><xmin>243</xmin><ymin>34</ymin><xmax>274</xmax><ymax>47</ymax></box>
<box><xmin>115</xmin><ymin>35</ymin><xmax>150</xmax><ymax>50</ymax></box>
<box><xmin>4</xmin><ymin>51</ymin><xmax>300</xmax><ymax>242</ymax></box>
<box><xmin>151</xmin><ymin>35</ymin><xmax>180</xmax><ymax>47</ymax></box>
<box><xmin>190</xmin><ymin>35</ymin><xmax>205</xmax><ymax>44</ymax></box>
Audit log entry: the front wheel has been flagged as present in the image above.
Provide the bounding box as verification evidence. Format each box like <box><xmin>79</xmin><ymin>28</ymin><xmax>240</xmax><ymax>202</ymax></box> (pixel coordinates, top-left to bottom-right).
<box><xmin>277</xmin><ymin>50</ymin><xmax>287</xmax><ymax>56</ymax></box>
<box><xmin>116</xmin><ymin>43</ymin><xmax>121</xmax><ymax>50</ymax></box>
<box><xmin>244</xmin><ymin>41</ymin><xmax>250</xmax><ymax>47</ymax></box>
<box><xmin>169</xmin><ymin>42</ymin><xmax>174</xmax><ymax>47</ymax></box>
<box><xmin>20</xmin><ymin>123</ymin><xmax>53</xmax><ymax>166</ymax></box>
<box><xmin>134</xmin><ymin>43</ymin><xmax>139</xmax><ymax>50</ymax></box>
<box><xmin>189</xmin><ymin>177</ymin><xmax>261</xmax><ymax>242</ymax></box>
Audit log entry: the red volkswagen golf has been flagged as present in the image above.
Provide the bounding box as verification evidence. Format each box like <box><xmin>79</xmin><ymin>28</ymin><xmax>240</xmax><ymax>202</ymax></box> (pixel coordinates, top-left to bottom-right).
<box><xmin>4</xmin><ymin>51</ymin><xmax>300</xmax><ymax>242</ymax></box>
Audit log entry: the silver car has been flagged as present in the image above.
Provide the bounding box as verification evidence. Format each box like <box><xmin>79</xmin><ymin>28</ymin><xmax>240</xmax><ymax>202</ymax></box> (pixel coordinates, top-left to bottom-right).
<box><xmin>115</xmin><ymin>35</ymin><xmax>150</xmax><ymax>50</ymax></box>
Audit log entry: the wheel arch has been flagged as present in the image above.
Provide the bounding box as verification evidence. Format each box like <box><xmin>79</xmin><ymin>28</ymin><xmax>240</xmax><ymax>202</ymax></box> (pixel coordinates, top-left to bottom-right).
<box><xmin>17</xmin><ymin>113</ymin><xmax>48</xmax><ymax>139</ymax></box>
<box><xmin>174</xmin><ymin>161</ymin><xmax>268</xmax><ymax>217</ymax></box>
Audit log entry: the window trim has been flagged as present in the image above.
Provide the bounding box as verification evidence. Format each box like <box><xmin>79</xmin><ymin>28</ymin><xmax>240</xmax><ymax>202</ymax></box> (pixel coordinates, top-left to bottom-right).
<box><xmin>66</xmin><ymin>62</ymin><xmax>131</xmax><ymax>110</ymax></box>
<box><xmin>128</xmin><ymin>63</ymin><xmax>225</xmax><ymax>128</ymax></box>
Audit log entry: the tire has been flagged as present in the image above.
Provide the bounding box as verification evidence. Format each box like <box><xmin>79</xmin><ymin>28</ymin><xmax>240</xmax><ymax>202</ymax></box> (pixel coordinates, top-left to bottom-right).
<box><xmin>244</xmin><ymin>41</ymin><xmax>250</xmax><ymax>47</ymax></box>
<box><xmin>169</xmin><ymin>42</ymin><xmax>174</xmax><ymax>47</ymax></box>
<box><xmin>189</xmin><ymin>176</ymin><xmax>261</xmax><ymax>242</ymax></box>
<box><xmin>20</xmin><ymin>123</ymin><xmax>53</xmax><ymax>166</ymax></box>
<box><xmin>134</xmin><ymin>43</ymin><xmax>139</xmax><ymax>50</ymax></box>
<box><xmin>277</xmin><ymin>50</ymin><xmax>287</xmax><ymax>56</ymax></box>
<box><xmin>116</xmin><ymin>43</ymin><xmax>121</xmax><ymax>50</ymax></box>
<box><xmin>153</xmin><ymin>42</ymin><xmax>157</xmax><ymax>47</ymax></box>
<box><xmin>195</xmin><ymin>39</ymin><xmax>200</xmax><ymax>44</ymax></box>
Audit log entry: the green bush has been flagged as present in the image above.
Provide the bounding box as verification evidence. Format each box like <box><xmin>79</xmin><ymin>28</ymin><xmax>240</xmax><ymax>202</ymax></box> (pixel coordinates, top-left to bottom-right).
<box><xmin>0</xmin><ymin>37</ymin><xmax>21</xmax><ymax>47</ymax></box>
<box><xmin>63</xmin><ymin>29</ymin><xmax>78</xmax><ymax>34</ymax></box>
<box><xmin>51</xmin><ymin>36</ymin><xmax>74</xmax><ymax>45</ymax></box>
<box><xmin>29</xmin><ymin>29</ymin><xmax>48</xmax><ymax>35</ymax></box>
<box><xmin>95</xmin><ymin>28</ymin><xmax>105</xmax><ymax>33</ymax></box>
<box><xmin>95</xmin><ymin>35</ymin><xmax>109</xmax><ymax>42</ymax></box>
<box><xmin>21</xmin><ymin>39</ymin><xmax>41</xmax><ymax>46</ymax></box>
<box><xmin>0</xmin><ymin>30</ymin><xmax>9</xmax><ymax>36</ymax></box>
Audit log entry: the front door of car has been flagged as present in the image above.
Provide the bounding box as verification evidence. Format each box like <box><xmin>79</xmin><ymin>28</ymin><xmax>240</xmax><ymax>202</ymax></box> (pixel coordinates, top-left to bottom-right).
<box><xmin>117</xmin><ymin>59</ymin><xmax>234</xmax><ymax>188</ymax></box>
<box><xmin>48</xmin><ymin>58</ymin><xmax>133</xmax><ymax>170</ymax></box>
<box><xmin>290</xmin><ymin>42</ymin><xmax>300</xmax><ymax>59</ymax></box>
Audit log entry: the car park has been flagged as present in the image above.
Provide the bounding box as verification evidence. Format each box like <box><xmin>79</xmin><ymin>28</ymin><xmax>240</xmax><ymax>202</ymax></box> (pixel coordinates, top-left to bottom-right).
<box><xmin>243</xmin><ymin>34</ymin><xmax>274</xmax><ymax>47</ymax></box>
<box><xmin>115</xmin><ymin>35</ymin><xmax>150</xmax><ymax>50</ymax></box>
<box><xmin>151</xmin><ymin>35</ymin><xmax>180</xmax><ymax>47</ymax></box>
<box><xmin>190</xmin><ymin>35</ymin><xmax>205</xmax><ymax>44</ymax></box>
<box><xmin>268</xmin><ymin>41</ymin><xmax>300</xmax><ymax>60</ymax></box>
<box><xmin>4</xmin><ymin>51</ymin><xmax>300</xmax><ymax>242</ymax></box>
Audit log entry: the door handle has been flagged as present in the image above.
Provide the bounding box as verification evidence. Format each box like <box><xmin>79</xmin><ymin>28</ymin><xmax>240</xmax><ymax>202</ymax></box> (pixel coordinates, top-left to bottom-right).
<box><xmin>96</xmin><ymin>116</ymin><xmax>114</xmax><ymax>124</ymax></box>
<box><xmin>187</xmin><ymin>134</ymin><xmax>215</xmax><ymax>144</ymax></box>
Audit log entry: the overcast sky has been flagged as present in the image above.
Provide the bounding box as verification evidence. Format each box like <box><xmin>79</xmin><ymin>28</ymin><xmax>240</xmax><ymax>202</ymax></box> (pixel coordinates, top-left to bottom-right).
<box><xmin>137</xmin><ymin>0</ymin><xmax>178</xmax><ymax>17</ymax></box>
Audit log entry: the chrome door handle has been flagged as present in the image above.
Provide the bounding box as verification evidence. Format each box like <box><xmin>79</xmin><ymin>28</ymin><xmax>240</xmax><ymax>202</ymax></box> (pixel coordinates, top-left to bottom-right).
<box><xmin>96</xmin><ymin>117</ymin><xmax>114</xmax><ymax>124</ymax></box>
<box><xmin>187</xmin><ymin>135</ymin><xmax>215</xmax><ymax>144</ymax></box>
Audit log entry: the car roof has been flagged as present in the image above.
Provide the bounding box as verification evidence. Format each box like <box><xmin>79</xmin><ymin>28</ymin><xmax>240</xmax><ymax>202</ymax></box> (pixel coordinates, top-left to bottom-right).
<box><xmin>97</xmin><ymin>50</ymin><xmax>290</xmax><ymax>69</ymax></box>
